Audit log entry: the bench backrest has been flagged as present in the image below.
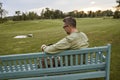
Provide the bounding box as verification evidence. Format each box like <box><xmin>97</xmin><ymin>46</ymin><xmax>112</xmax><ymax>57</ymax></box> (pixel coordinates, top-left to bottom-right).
<box><xmin>0</xmin><ymin>44</ymin><xmax>111</xmax><ymax>80</ymax></box>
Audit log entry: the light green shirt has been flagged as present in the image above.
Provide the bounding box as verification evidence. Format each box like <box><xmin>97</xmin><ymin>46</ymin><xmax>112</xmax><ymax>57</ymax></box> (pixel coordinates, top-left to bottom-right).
<box><xmin>44</xmin><ymin>32</ymin><xmax>89</xmax><ymax>54</ymax></box>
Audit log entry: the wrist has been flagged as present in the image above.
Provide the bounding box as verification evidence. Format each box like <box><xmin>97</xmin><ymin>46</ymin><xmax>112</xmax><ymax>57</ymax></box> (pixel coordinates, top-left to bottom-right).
<box><xmin>41</xmin><ymin>44</ymin><xmax>47</xmax><ymax>51</ymax></box>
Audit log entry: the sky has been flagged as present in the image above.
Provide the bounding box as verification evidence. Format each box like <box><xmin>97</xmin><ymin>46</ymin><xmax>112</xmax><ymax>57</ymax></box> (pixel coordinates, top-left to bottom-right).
<box><xmin>0</xmin><ymin>0</ymin><xmax>117</xmax><ymax>16</ymax></box>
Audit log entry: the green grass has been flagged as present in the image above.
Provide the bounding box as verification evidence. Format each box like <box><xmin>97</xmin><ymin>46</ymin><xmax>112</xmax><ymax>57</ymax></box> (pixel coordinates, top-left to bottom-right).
<box><xmin>0</xmin><ymin>18</ymin><xmax>120</xmax><ymax>80</ymax></box>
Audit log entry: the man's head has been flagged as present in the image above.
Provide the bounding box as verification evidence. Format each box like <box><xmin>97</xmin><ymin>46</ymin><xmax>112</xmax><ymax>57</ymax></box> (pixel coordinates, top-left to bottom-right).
<box><xmin>63</xmin><ymin>16</ymin><xmax>77</xmax><ymax>35</ymax></box>
<box><xmin>63</xmin><ymin>16</ymin><xmax>76</xmax><ymax>28</ymax></box>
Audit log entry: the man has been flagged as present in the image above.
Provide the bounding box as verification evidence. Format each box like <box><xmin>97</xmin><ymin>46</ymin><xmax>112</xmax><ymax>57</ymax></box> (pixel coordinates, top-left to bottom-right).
<box><xmin>41</xmin><ymin>16</ymin><xmax>89</xmax><ymax>54</ymax></box>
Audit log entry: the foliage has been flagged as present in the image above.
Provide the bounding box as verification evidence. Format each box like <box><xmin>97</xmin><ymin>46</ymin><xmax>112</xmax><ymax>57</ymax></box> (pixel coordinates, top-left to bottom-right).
<box><xmin>0</xmin><ymin>17</ymin><xmax>8</xmax><ymax>23</ymax></box>
<box><xmin>10</xmin><ymin>8</ymin><xmax>115</xmax><ymax>21</ymax></box>
<box><xmin>113</xmin><ymin>10</ymin><xmax>120</xmax><ymax>18</ymax></box>
<box><xmin>0</xmin><ymin>2</ymin><xmax>8</xmax><ymax>23</ymax></box>
<box><xmin>41</xmin><ymin>8</ymin><xmax>64</xmax><ymax>19</ymax></box>
<box><xmin>113</xmin><ymin>0</ymin><xmax>120</xmax><ymax>19</ymax></box>
<box><xmin>13</xmin><ymin>11</ymin><xmax>39</xmax><ymax>21</ymax></box>
<box><xmin>116</xmin><ymin>0</ymin><xmax>120</xmax><ymax>7</ymax></box>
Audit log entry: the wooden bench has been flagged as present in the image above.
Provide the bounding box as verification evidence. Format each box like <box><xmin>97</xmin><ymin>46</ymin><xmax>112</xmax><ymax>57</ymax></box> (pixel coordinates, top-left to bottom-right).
<box><xmin>0</xmin><ymin>44</ymin><xmax>111</xmax><ymax>80</ymax></box>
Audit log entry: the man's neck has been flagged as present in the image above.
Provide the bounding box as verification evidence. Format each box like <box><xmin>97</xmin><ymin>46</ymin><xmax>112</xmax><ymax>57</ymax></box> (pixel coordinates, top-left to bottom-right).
<box><xmin>67</xmin><ymin>28</ymin><xmax>78</xmax><ymax>35</ymax></box>
<box><xmin>71</xmin><ymin>28</ymin><xmax>78</xmax><ymax>33</ymax></box>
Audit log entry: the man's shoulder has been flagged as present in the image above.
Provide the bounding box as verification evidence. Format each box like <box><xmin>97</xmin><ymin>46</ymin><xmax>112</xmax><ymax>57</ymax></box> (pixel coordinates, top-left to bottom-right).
<box><xmin>67</xmin><ymin>32</ymin><xmax>82</xmax><ymax>37</ymax></box>
<box><xmin>66</xmin><ymin>32</ymin><xmax>81</xmax><ymax>42</ymax></box>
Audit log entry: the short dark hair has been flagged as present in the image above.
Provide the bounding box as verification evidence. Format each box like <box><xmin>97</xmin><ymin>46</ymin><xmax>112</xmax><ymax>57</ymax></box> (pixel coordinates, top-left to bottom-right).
<box><xmin>63</xmin><ymin>16</ymin><xmax>76</xmax><ymax>28</ymax></box>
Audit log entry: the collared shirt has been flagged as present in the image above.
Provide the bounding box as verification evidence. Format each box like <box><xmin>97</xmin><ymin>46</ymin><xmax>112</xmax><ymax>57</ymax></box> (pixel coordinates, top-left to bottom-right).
<box><xmin>43</xmin><ymin>32</ymin><xmax>89</xmax><ymax>54</ymax></box>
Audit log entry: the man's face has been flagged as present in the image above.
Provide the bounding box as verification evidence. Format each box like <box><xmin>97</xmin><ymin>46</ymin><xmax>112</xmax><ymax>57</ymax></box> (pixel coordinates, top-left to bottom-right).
<box><xmin>63</xmin><ymin>23</ymin><xmax>71</xmax><ymax>35</ymax></box>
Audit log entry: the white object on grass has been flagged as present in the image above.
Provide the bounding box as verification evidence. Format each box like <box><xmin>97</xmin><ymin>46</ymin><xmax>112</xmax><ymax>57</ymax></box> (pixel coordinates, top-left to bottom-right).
<box><xmin>14</xmin><ymin>35</ymin><xmax>27</xmax><ymax>38</ymax></box>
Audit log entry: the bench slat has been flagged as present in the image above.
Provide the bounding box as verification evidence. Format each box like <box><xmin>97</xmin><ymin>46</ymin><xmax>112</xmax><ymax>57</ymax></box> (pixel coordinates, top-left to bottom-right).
<box><xmin>99</xmin><ymin>51</ymin><xmax>103</xmax><ymax>63</ymax></box>
<box><xmin>13</xmin><ymin>61</ymin><xmax>19</xmax><ymax>71</ymax></box>
<box><xmin>38</xmin><ymin>58</ymin><xmax>42</xmax><ymax>68</ymax></box>
<box><xmin>8</xmin><ymin>61</ymin><xmax>13</xmax><ymax>72</ymax></box>
<box><xmin>50</xmin><ymin>57</ymin><xmax>53</xmax><ymax>68</ymax></box>
<box><xmin>18</xmin><ymin>60</ymin><xmax>23</xmax><ymax>71</ymax></box>
<box><xmin>96</xmin><ymin>52</ymin><xmax>99</xmax><ymax>64</ymax></box>
<box><xmin>33</xmin><ymin>59</ymin><xmax>37</xmax><ymax>69</ymax></box>
<box><xmin>44</xmin><ymin>58</ymin><xmax>48</xmax><ymax>68</ymax></box>
<box><xmin>0</xmin><ymin>46</ymin><xmax>108</xmax><ymax>61</ymax></box>
<box><xmin>90</xmin><ymin>53</ymin><xmax>93</xmax><ymax>64</ymax></box>
<box><xmin>0</xmin><ymin>63</ymin><xmax>105</xmax><ymax>79</ymax></box>
<box><xmin>23</xmin><ymin>60</ymin><xmax>28</xmax><ymax>71</ymax></box>
<box><xmin>85</xmin><ymin>54</ymin><xmax>88</xmax><ymax>64</ymax></box>
<box><xmin>28</xmin><ymin>59</ymin><xmax>33</xmax><ymax>70</ymax></box>
<box><xmin>0</xmin><ymin>63</ymin><xmax>3</xmax><ymax>72</ymax></box>
<box><xmin>3</xmin><ymin>61</ymin><xmax>9</xmax><ymax>72</ymax></box>
<box><xmin>65</xmin><ymin>55</ymin><xmax>68</xmax><ymax>66</ymax></box>
<box><xmin>75</xmin><ymin>55</ymin><xmax>78</xmax><ymax>65</ymax></box>
<box><xmin>60</xmin><ymin>56</ymin><xmax>63</xmax><ymax>67</ymax></box>
<box><xmin>80</xmin><ymin>54</ymin><xmax>83</xmax><ymax>65</ymax></box>
<box><xmin>12</xmin><ymin>71</ymin><xmax>105</xmax><ymax>80</ymax></box>
<box><xmin>70</xmin><ymin>55</ymin><xmax>73</xmax><ymax>66</ymax></box>
<box><xmin>54</xmin><ymin>57</ymin><xmax>58</xmax><ymax>67</ymax></box>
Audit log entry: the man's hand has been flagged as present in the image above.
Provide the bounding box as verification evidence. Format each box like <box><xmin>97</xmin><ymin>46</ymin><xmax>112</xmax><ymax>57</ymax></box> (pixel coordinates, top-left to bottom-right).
<box><xmin>41</xmin><ymin>44</ymin><xmax>47</xmax><ymax>52</ymax></box>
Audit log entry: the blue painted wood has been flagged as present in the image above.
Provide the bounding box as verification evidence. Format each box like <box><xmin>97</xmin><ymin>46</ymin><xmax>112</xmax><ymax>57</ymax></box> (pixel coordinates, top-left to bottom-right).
<box><xmin>0</xmin><ymin>44</ymin><xmax>111</xmax><ymax>80</ymax></box>
<box><xmin>28</xmin><ymin>59</ymin><xmax>33</xmax><ymax>70</ymax></box>
<box><xmin>85</xmin><ymin>54</ymin><xmax>88</xmax><ymax>64</ymax></box>
<box><xmin>50</xmin><ymin>57</ymin><xmax>53</xmax><ymax>68</ymax></box>
<box><xmin>54</xmin><ymin>57</ymin><xmax>58</xmax><ymax>67</ymax></box>
<box><xmin>0</xmin><ymin>46</ymin><xmax>108</xmax><ymax>61</ymax></box>
<box><xmin>96</xmin><ymin>52</ymin><xmax>99</xmax><ymax>64</ymax></box>
<box><xmin>0</xmin><ymin>62</ymin><xmax>3</xmax><ymax>72</ymax></box>
<box><xmin>39</xmin><ymin>58</ymin><xmax>42</xmax><ymax>68</ymax></box>
<box><xmin>0</xmin><ymin>63</ymin><xmax>106</xmax><ymax>79</ymax></box>
<box><xmin>33</xmin><ymin>59</ymin><xmax>37</xmax><ymax>69</ymax></box>
<box><xmin>44</xmin><ymin>58</ymin><xmax>48</xmax><ymax>68</ymax></box>
<box><xmin>70</xmin><ymin>55</ymin><xmax>73</xmax><ymax>66</ymax></box>
<box><xmin>13</xmin><ymin>71</ymin><xmax>106</xmax><ymax>80</ymax></box>
<box><xmin>75</xmin><ymin>55</ymin><xmax>78</xmax><ymax>65</ymax></box>
<box><xmin>8</xmin><ymin>61</ymin><xmax>13</xmax><ymax>72</ymax></box>
<box><xmin>106</xmin><ymin>44</ymin><xmax>111</xmax><ymax>80</ymax></box>
<box><xmin>60</xmin><ymin>56</ymin><xmax>63</xmax><ymax>67</ymax></box>
<box><xmin>65</xmin><ymin>55</ymin><xmax>68</xmax><ymax>66</ymax></box>
<box><xmin>18</xmin><ymin>60</ymin><xmax>23</xmax><ymax>71</ymax></box>
<box><xmin>80</xmin><ymin>54</ymin><xmax>83</xmax><ymax>65</ymax></box>
<box><xmin>13</xmin><ymin>60</ymin><xmax>19</xmax><ymax>71</ymax></box>
<box><xmin>24</xmin><ymin>60</ymin><xmax>28</xmax><ymax>71</ymax></box>
<box><xmin>90</xmin><ymin>53</ymin><xmax>93</xmax><ymax>64</ymax></box>
<box><xmin>2</xmin><ymin>61</ymin><xmax>9</xmax><ymax>72</ymax></box>
<box><xmin>99</xmin><ymin>51</ymin><xmax>103</xmax><ymax>63</ymax></box>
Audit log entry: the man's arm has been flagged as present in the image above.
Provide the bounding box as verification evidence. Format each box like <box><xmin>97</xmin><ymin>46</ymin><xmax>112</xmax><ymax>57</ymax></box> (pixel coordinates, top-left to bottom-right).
<box><xmin>41</xmin><ymin>38</ymin><xmax>71</xmax><ymax>54</ymax></box>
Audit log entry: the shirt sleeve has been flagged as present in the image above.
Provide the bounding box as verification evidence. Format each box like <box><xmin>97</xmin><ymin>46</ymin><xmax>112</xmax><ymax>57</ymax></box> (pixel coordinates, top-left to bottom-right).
<box><xmin>43</xmin><ymin>38</ymin><xmax>71</xmax><ymax>54</ymax></box>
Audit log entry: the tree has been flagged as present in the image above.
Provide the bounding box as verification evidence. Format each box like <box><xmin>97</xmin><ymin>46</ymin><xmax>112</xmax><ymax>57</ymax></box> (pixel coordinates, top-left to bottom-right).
<box><xmin>41</xmin><ymin>9</ymin><xmax>45</xmax><ymax>19</ymax></box>
<box><xmin>116</xmin><ymin>0</ymin><xmax>120</xmax><ymax>6</ymax></box>
<box><xmin>21</xmin><ymin>12</ymin><xmax>27</xmax><ymax>20</ymax></box>
<box><xmin>0</xmin><ymin>2</ymin><xmax>8</xmax><ymax>23</ymax></box>
<box><xmin>13</xmin><ymin>11</ymin><xmax>21</xmax><ymax>21</ymax></box>
<box><xmin>113</xmin><ymin>0</ymin><xmax>120</xmax><ymax>19</ymax></box>
<box><xmin>113</xmin><ymin>10</ymin><xmax>120</xmax><ymax>18</ymax></box>
<box><xmin>15</xmin><ymin>11</ymin><xmax>21</xmax><ymax>16</ymax></box>
<box><xmin>102</xmin><ymin>10</ymin><xmax>113</xmax><ymax>17</ymax></box>
<box><xmin>0</xmin><ymin>2</ymin><xmax>7</xmax><ymax>18</ymax></box>
<box><xmin>116</xmin><ymin>0</ymin><xmax>120</xmax><ymax>11</ymax></box>
<box><xmin>87</xmin><ymin>11</ymin><xmax>95</xmax><ymax>17</ymax></box>
<box><xmin>0</xmin><ymin>2</ymin><xmax>3</xmax><ymax>18</ymax></box>
<box><xmin>43</xmin><ymin>8</ymin><xmax>51</xmax><ymax>19</ymax></box>
<box><xmin>40</xmin><ymin>8</ymin><xmax>64</xmax><ymax>19</ymax></box>
<box><xmin>28</xmin><ymin>12</ymin><xmax>39</xmax><ymax>20</ymax></box>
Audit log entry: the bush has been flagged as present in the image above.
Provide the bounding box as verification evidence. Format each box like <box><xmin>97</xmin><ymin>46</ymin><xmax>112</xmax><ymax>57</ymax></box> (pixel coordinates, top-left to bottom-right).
<box><xmin>0</xmin><ymin>17</ymin><xmax>8</xmax><ymax>23</ymax></box>
<box><xmin>113</xmin><ymin>10</ymin><xmax>120</xmax><ymax>19</ymax></box>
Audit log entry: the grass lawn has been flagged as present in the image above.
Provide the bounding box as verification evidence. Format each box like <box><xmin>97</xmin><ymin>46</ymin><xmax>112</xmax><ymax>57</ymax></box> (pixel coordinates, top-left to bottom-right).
<box><xmin>0</xmin><ymin>18</ymin><xmax>120</xmax><ymax>80</ymax></box>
